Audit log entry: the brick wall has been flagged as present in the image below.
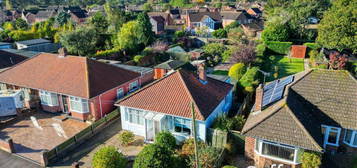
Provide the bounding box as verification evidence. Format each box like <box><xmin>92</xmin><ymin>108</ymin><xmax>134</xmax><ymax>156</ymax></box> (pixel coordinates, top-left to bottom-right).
<box><xmin>245</xmin><ymin>136</ymin><xmax>255</xmax><ymax>161</ymax></box>
<box><xmin>0</xmin><ymin>138</ymin><xmax>14</xmax><ymax>153</ymax></box>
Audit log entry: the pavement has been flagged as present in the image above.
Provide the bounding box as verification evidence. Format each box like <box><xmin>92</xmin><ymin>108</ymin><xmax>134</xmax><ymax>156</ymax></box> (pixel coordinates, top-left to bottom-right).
<box><xmin>0</xmin><ymin>150</ymin><xmax>40</xmax><ymax>168</ymax></box>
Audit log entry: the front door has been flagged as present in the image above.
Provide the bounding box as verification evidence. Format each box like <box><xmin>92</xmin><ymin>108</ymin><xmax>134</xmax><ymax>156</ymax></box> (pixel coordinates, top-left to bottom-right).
<box><xmin>62</xmin><ymin>95</ymin><xmax>69</xmax><ymax>113</ymax></box>
<box><xmin>146</xmin><ymin>119</ymin><xmax>154</xmax><ymax>141</ymax></box>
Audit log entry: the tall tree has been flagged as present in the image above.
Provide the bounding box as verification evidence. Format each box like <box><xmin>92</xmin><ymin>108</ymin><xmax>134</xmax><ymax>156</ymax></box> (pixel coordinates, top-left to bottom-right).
<box><xmin>55</xmin><ymin>12</ymin><xmax>70</xmax><ymax>26</ymax></box>
<box><xmin>137</xmin><ymin>13</ymin><xmax>154</xmax><ymax>46</ymax></box>
<box><xmin>115</xmin><ymin>21</ymin><xmax>142</xmax><ymax>54</ymax></box>
<box><xmin>230</xmin><ymin>43</ymin><xmax>256</xmax><ymax>66</ymax></box>
<box><xmin>317</xmin><ymin>0</ymin><xmax>357</xmax><ymax>53</ymax></box>
<box><xmin>60</xmin><ymin>26</ymin><xmax>99</xmax><ymax>56</ymax></box>
<box><xmin>88</xmin><ymin>12</ymin><xmax>109</xmax><ymax>33</ymax></box>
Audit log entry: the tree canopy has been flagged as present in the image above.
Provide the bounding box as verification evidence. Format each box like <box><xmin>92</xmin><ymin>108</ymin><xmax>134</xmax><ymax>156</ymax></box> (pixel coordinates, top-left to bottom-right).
<box><xmin>92</xmin><ymin>146</ymin><xmax>127</xmax><ymax>168</ymax></box>
<box><xmin>60</xmin><ymin>26</ymin><xmax>99</xmax><ymax>56</ymax></box>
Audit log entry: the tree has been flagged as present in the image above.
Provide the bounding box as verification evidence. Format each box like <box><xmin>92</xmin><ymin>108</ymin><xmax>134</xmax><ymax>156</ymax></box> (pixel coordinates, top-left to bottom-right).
<box><xmin>143</xmin><ymin>2</ymin><xmax>153</xmax><ymax>12</ymax></box>
<box><xmin>212</xmin><ymin>29</ymin><xmax>227</xmax><ymax>38</ymax></box>
<box><xmin>133</xmin><ymin>144</ymin><xmax>177</xmax><ymax>168</ymax></box>
<box><xmin>239</xmin><ymin>67</ymin><xmax>259</xmax><ymax>93</ymax></box>
<box><xmin>317</xmin><ymin>0</ymin><xmax>357</xmax><ymax>53</ymax></box>
<box><xmin>137</xmin><ymin>13</ymin><xmax>155</xmax><ymax>46</ymax></box>
<box><xmin>227</xmin><ymin>27</ymin><xmax>246</xmax><ymax>45</ymax></box>
<box><xmin>60</xmin><ymin>26</ymin><xmax>99</xmax><ymax>56</ymax></box>
<box><xmin>170</xmin><ymin>0</ymin><xmax>189</xmax><ymax>7</ymax></box>
<box><xmin>202</xmin><ymin>43</ymin><xmax>227</xmax><ymax>66</ymax></box>
<box><xmin>88</xmin><ymin>12</ymin><xmax>109</xmax><ymax>33</ymax></box>
<box><xmin>189</xmin><ymin>146</ymin><xmax>220</xmax><ymax>168</ymax></box>
<box><xmin>55</xmin><ymin>12</ymin><xmax>70</xmax><ymax>26</ymax></box>
<box><xmin>300</xmin><ymin>151</ymin><xmax>322</xmax><ymax>168</ymax></box>
<box><xmin>115</xmin><ymin>21</ymin><xmax>142</xmax><ymax>53</ymax></box>
<box><xmin>155</xmin><ymin>131</ymin><xmax>176</xmax><ymax>151</ymax></box>
<box><xmin>230</xmin><ymin>43</ymin><xmax>256</xmax><ymax>66</ymax></box>
<box><xmin>228</xmin><ymin>63</ymin><xmax>246</xmax><ymax>81</ymax></box>
<box><xmin>3</xmin><ymin>22</ymin><xmax>15</xmax><ymax>31</ymax></box>
<box><xmin>15</xmin><ymin>18</ymin><xmax>28</xmax><ymax>30</ymax></box>
<box><xmin>92</xmin><ymin>146</ymin><xmax>127</xmax><ymax>168</ymax></box>
<box><xmin>329</xmin><ymin>51</ymin><xmax>348</xmax><ymax>70</ymax></box>
<box><xmin>261</xmin><ymin>22</ymin><xmax>289</xmax><ymax>42</ymax></box>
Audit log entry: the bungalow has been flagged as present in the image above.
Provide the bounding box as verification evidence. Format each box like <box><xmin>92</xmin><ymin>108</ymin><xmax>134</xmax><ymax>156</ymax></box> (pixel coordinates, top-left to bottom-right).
<box><xmin>186</xmin><ymin>12</ymin><xmax>222</xmax><ymax>32</ymax></box>
<box><xmin>0</xmin><ymin>50</ymin><xmax>149</xmax><ymax>121</ymax></box>
<box><xmin>242</xmin><ymin>70</ymin><xmax>357</xmax><ymax>168</ymax></box>
<box><xmin>116</xmin><ymin>66</ymin><xmax>233</xmax><ymax>142</ymax></box>
<box><xmin>221</xmin><ymin>11</ymin><xmax>253</xmax><ymax>27</ymax></box>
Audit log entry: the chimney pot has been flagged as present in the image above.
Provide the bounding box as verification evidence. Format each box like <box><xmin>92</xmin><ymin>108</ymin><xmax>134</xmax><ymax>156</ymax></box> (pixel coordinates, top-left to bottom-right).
<box><xmin>58</xmin><ymin>48</ymin><xmax>67</xmax><ymax>58</ymax></box>
<box><xmin>254</xmin><ymin>84</ymin><xmax>263</xmax><ymax>111</ymax></box>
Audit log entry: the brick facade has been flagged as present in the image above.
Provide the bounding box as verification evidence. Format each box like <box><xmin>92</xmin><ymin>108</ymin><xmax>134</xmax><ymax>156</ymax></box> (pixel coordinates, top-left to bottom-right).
<box><xmin>0</xmin><ymin>138</ymin><xmax>14</xmax><ymax>153</ymax></box>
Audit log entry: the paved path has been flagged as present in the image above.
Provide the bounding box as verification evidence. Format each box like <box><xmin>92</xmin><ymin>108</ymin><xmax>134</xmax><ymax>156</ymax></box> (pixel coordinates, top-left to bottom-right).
<box><xmin>0</xmin><ymin>150</ymin><xmax>40</xmax><ymax>168</ymax></box>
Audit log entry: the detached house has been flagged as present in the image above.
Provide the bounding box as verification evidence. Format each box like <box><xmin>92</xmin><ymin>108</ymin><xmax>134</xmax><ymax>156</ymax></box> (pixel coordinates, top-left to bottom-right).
<box><xmin>116</xmin><ymin>66</ymin><xmax>233</xmax><ymax>142</ymax></box>
<box><xmin>221</xmin><ymin>11</ymin><xmax>253</xmax><ymax>27</ymax></box>
<box><xmin>0</xmin><ymin>51</ymin><xmax>149</xmax><ymax>121</ymax></box>
<box><xmin>242</xmin><ymin>70</ymin><xmax>357</xmax><ymax>168</ymax></box>
<box><xmin>186</xmin><ymin>12</ymin><xmax>222</xmax><ymax>32</ymax></box>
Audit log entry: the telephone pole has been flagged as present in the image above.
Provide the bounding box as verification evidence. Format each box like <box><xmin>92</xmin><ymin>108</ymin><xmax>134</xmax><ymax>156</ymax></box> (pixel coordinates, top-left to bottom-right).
<box><xmin>191</xmin><ymin>102</ymin><xmax>199</xmax><ymax>168</ymax></box>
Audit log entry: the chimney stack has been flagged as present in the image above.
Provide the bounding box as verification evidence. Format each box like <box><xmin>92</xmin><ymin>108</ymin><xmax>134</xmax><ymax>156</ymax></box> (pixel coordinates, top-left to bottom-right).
<box><xmin>58</xmin><ymin>48</ymin><xmax>67</xmax><ymax>58</ymax></box>
<box><xmin>254</xmin><ymin>84</ymin><xmax>264</xmax><ymax>112</ymax></box>
<box><xmin>198</xmin><ymin>63</ymin><xmax>207</xmax><ymax>82</ymax></box>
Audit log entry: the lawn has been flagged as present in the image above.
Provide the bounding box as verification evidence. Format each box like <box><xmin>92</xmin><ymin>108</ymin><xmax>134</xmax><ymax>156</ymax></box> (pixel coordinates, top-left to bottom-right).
<box><xmin>261</xmin><ymin>55</ymin><xmax>305</xmax><ymax>81</ymax></box>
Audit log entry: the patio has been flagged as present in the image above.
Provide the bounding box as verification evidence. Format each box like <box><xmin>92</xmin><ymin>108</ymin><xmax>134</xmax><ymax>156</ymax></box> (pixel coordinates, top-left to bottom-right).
<box><xmin>0</xmin><ymin>111</ymin><xmax>89</xmax><ymax>163</ymax></box>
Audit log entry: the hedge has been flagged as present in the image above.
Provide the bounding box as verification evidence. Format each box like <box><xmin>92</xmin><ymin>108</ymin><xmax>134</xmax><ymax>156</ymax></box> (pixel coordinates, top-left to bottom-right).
<box><xmin>265</xmin><ymin>41</ymin><xmax>293</xmax><ymax>55</ymax></box>
<box><xmin>303</xmin><ymin>43</ymin><xmax>320</xmax><ymax>50</ymax></box>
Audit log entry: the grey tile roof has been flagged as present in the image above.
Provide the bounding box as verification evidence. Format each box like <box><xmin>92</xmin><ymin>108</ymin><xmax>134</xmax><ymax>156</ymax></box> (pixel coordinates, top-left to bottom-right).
<box><xmin>242</xmin><ymin>70</ymin><xmax>357</xmax><ymax>151</ymax></box>
<box><xmin>15</xmin><ymin>39</ymin><xmax>51</xmax><ymax>46</ymax></box>
<box><xmin>188</xmin><ymin>12</ymin><xmax>222</xmax><ymax>22</ymax></box>
<box><xmin>0</xmin><ymin>49</ymin><xmax>40</xmax><ymax>58</ymax></box>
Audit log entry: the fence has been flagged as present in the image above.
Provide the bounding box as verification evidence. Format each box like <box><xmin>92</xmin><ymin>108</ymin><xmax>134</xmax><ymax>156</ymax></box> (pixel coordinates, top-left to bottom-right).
<box><xmin>207</xmin><ymin>128</ymin><xmax>228</xmax><ymax>149</ymax></box>
<box><xmin>45</xmin><ymin>109</ymin><xmax>120</xmax><ymax>166</ymax></box>
<box><xmin>236</xmin><ymin>93</ymin><xmax>253</xmax><ymax>116</ymax></box>
<box><xmin>230</xmin><ymin>130</ymin><xmax>246</xmax><ymax>155</ymax></box>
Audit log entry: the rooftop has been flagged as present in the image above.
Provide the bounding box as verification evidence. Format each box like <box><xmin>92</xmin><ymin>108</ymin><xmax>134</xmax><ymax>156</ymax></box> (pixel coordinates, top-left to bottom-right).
<box><xmin>15</xmin><ymin>39</ymin><xmax>51</xmax><ymax>46</ymax></box>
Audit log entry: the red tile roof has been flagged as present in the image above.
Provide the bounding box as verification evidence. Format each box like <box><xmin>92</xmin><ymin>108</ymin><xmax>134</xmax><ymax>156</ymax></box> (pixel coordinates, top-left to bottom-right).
<box><xmin>0</xmin><ymin>53</ymin><xmax>141</xmax><ymax>98</ymax></box>
<box><xmin>116</xmin><ymin>70</ymin><xmax>233</xmax><ymax>120</ymax></box>
<box><xmin>290</xmin><ymin>45</ymin><xmax>307</xmax><ymax>59</ymax></box>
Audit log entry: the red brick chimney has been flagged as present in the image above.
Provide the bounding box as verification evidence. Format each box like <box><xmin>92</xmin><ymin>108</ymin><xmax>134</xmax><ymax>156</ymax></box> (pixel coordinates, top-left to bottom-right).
<box><xmin>254</xmin><ymin>84</ymin><xmax>264</xmax><ymax>111</ymax></box>
<box><xmin>198</xmin><ymin>63</ymin><xmax>207</xmax><ymax>82</ymax></box>
<box><xmin>58</xmin><ymin>48</ymin><xmax>68</xmax><ymax>58</ymax></box>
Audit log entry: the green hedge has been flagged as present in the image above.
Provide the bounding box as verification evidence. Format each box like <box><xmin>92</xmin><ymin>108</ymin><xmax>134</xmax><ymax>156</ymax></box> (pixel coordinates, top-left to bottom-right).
<box><xmin>303</xmin><ymin>43</ymin><xmax>320</xmax><ymax>50</ymax></box>
<box><xmin>265</xmin><ymin>41</ymin><xmax>293</xmax><ymax>55</ymax></box>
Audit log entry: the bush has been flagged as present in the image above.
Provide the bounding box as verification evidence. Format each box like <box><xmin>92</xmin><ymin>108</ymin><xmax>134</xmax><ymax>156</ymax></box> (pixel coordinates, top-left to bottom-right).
<box><xmin>261</xmin><ymin>23</ymin><xmax>289</xmax><ymax>42</ymax></box>
<box><xmin>212</xmin><ymin>29</ymin><xmax>227</xmax><ymax>38</ymax></box>
<box><xmin>300</xmin><ymin>151</ymin><xmax>322</xmax><ymax>168</ymax></box>
<box><xmin>8</xmin><ymin>30</ymin><xmax>40</xmax><ymax>41</ymax></box>
<box><xmin>133</xmin><ymin>144</ymin><xmax>177</xmax><ymax>168</ymax></box>
<box><xmin>155</xmin><ymin>131</ymin><xmax>176</xmax><ymax>151</ymax></box>
<box><xmin>228</xmin><ymin>63</ymin><xmax>246</xmax><ymax>81</ymax></box>
<box><xmin>239</xmin><ymin>67</ymin><xmax>259</xmax><ymax>93</ymax></box>
<box><xmin>212</xmin><ymin>115</ymin><xmax>246</xmax><ymax>131</ymax></box>
<box><xmin>265</xmin><ymin>41</ymin><xmax>293</xmax><ymax>55</ymax></box>
<box><xmin>303</xmin><ymin>42</ymin><xmax>320</xmax><ymax>50</ymax></box>
<box><xmin>95</xmin><ymin>48</ymin><xmax>120</xmax><ymax>57</ymax></box>
<box><xmin>92</xmin><ymin>146</ymin><xmax>127</xmax><ymax>168</ymax></box>
<box><xmin>256</xmin><ymin>43</ymin><xmax>266</xmax><ymax>57</ymax></box>
<box><xmin>118</xmin><ymin>130</ymin><xmax>135</xmax><ymax>146</ymax></box>
<box><xmin>189</xmin><ymin>146</ymin><xmax>220</xmax><ymax>168</ymax></box>
<box><xmin>133</xmin><ymin>55</ymin><xmax>144</xmax><ymax>63</ymax></box>
<box><xmin>180</xmin><ymin>138</ymin><xmax>206</xmax><ymax>155</ymax></box>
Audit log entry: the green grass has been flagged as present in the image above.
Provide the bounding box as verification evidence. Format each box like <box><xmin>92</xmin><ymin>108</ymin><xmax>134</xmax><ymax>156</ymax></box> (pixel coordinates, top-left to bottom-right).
<box><xmin>261</xmin><ymin>55</ymin><xmax>305</xmax><ymax>81</ymax></box>
<box><xmin>212</xmin><ymin>70</ymin><xmax>229</xmax><ymax>75</ymax></box>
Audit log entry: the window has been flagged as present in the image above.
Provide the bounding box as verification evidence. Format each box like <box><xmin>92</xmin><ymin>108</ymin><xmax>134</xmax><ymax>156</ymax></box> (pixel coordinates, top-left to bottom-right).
<box><xmin>344</xmin><ymin>129</ymin><xmax>357</xmax><ymax>147</ymax></box>
<box><xmin>255</xmin><ymin>140</ymin><xmax>299</xmax><ymax>164</ymax></box>
<box><xmin>129</xmin><ymin>81</ymin><xmax>139</xmax><ymax>92</ymax></box>
<box><xmin>0</xmin><ymin>83</ymin><xmax>7</xmax><ymax>90</ymax></box>
<box><xmin>39</xmin><ymin>90</ymin><xmax>58</xmax><ymax>106</ymax></box>
<box><xmin>21</xmin><ymin>88</ymin><xmax>31</xmax><ymax>100</ymax></box>
<box><xmin>174</xmin><ymin>117</ymin><xmax>191</xmax><ymax>135</ymax></box>
<box><xmin>322</xmin><ymin>125</ymin><xmax>341</xmax><ymax>147</ymax></box>
<box><xmin>116</xmin><ymin>88</ymin><xmax>124</xmax><ymax>99</ymax></box>
<box><xmin>125</xmin><ymin>108</ymin><xmax>145</xmax><ymax>125</ymax></box>
<box><xmin>69</xmin><ymin>96</ymin><xmax>89</xmax><ymax>113</ymax></box>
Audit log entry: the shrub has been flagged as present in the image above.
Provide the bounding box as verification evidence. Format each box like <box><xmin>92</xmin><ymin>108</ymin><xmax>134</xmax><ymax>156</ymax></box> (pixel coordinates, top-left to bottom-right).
<box><xmin>8</xmin><ymin>30</ymin><xmax>40</xmax><ymax>41</ymax></box>
<box><xmin>300</xmin><ymin>151</ymin><xmax>322</xmax><ymax>168</ymax></box>
<box><xmin>212</xmin><ymin>115</ymin><xmax>246</xmax><ymax>131</ymax></box>
<box><xmin>222</xmin><ymin>166</ymin><xmax>238</xmax><ymax>168</ymax></box>
<box><xmin>256</xmin><ymin>43</ymin><xmax>266</xmax><ymax>57</ymax></box>
<box><xmin>155</xmin><ymin>131</ymin><xmax>176</xmax><ymax>150</ymax></box>
<box><xmin>239</xmin><ymin>67</ymin><xmax>259</xmax><ymax>93</ymax></box>
<box><xmin>265</xmin><ymin>41</ymin><xmax>293</xmax><ymax>55</ymax></box>
<box><xmin>303</xmin><ymin>42</ymin><xmax>320</xmax><ymax>50</ymax></box>
<box><xmin>175</xmin><ymin>30</ymin><xmax>185</xmax><ymax>38</ymax></box>
<box><xmin>95</xmin><ymin>48</ymin><xmax>120</xmax><ymax>57</ymax></box>
<box><xmin>133</xmin><ymin>55</ymin><xmax>144</xmax><ymax>63</ymax></box>
<box><xmin>353</xmin><ymin>156</ymin><xmax>357</xmax><ymax>168</ymax></box>
<box><xmin>92</xmin><ymin>146</ymin><xmax>127</xmax><ymax>168</ymax></box>
<box><xmin>228</xmin><ymin>63</ymin><xmax>246</xmax><ymax>81</ymax></box>
<box><xmin>118</xmin><ymin>130</ymin><xmax>135</xmax><ymax>146</ymax></box>
<box><xmin>180</xmin><ymin>138</ymin><xmax>206</xmax><ymax>156</ymax></box>
<box><xmin>212</xmin><ymin>29</ymin><xmax>227</xmax><ymax>38</ymax></box>
<box><xmin>133</xmin><ymin>144</ymin><xmax>177</xmax><ymax>168</ymax></box>
<box><xmin>261</xmin><ymin>23</ymin><xmax>289</xmax><ymax>42</ymax></box>
<box><xmin>189</xmin><ymin>146</ymin><xmax>220</xmax><ymax>168</ymax></box>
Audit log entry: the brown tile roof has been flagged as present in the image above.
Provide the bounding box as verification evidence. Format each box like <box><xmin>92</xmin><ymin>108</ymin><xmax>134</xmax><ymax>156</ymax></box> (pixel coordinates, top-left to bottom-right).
<box><xmin>116</xmin><ymin>70</ymin><xmax>233</xmax><ymax>120</ymax></box>
<box><xmin>242</xmin><ymin>70</ymin><xmax>357</xmax><ymax>151</ymax></box>
<box><xmin>290</xmin><ymin>45</ymin><xmax>307</xmax><ymax>59</ymax></box>
<box><xmin>188</xmin><ymin>12</ymin><xmax>222</xmax><ymax>22</ymax></box>
<box><xmin>0</xmin><ymin>53</ymin><xmax>141</xmax><ymax>99</ymax></box>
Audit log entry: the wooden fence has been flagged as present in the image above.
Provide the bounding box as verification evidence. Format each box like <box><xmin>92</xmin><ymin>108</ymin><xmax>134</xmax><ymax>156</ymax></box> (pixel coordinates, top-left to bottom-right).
<box><xmin>45</xmin><ymin>109</ymin><xmax>120</xmax><ymax>165</ymax></box>
<box><xmin>207</xmin><ymin>128</ymin><xmax>228</xmax><ymax>149</ymax></box>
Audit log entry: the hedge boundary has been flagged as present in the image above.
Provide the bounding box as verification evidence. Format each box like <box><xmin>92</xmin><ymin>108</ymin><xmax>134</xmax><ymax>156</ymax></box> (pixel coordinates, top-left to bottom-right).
<box><xmin>265</xmin><ymin>41</ymin><xmax>293</xmax><ymax>55</ymax></box>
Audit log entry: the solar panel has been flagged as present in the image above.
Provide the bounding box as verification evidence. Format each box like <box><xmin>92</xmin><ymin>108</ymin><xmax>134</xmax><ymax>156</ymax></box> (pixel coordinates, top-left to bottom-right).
<box><xmin>262</xmin><ymin>75</ymin><xmax>294</xmax><ymax>107</ymax></box>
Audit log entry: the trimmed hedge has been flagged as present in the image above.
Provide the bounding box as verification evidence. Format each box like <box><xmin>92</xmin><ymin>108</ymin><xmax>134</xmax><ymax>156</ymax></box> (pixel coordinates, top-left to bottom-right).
<box><xmin>265</xmin><ymin>41</ymin><xmax>293</xmax><ymax>55</ymax></box>
<box><xmin>303</xmin><ymin>43</ymin><xmax>320</xmax><ymax>50</ymax></box>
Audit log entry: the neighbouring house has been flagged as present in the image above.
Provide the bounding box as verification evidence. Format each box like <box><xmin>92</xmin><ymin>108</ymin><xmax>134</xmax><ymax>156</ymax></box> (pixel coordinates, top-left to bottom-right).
<box><xmin>15</xmin><ymin>38</ymin><xmax>61</xmax><ymax>53</ymax></box>
<box><xmin>107</xmin><ymin>63</ymin><xmax>154</xmax><ymax>86</ymax></box>
<box><xmin>186</xmin><ymin>12</ymin><xmax>223</xmax><ymax>32</ymax></box>
<box><xmin>247</xmin><ymin>8</ymin><xmax>262</xmax><ymax>18</ymax></box>
<box><xmin>153</xmin><ymin>59</ymin><xmax>196</xmax><ymax>79</ymax></box>
<box><xmin>221</xmin><ymin>11</ymin><xmax>253</xmax><ymax>27</ymax></box>
<box><xmin>290</xmin><ymin>45</ymin><xmax>307</xmax><ymax>59</ymax></box>
<box><xmin>0</xmin><ymin>50</ymin><xmax>29</xmax><ymax>72</ymax></box>
<box><xmin>242</xmin><ymin>70</ymin><xmax>357</xmax><ymax>168</ymax></box>
<box><xmin>0</xmin><ymin>51</ymin><xmax>148</xmax><ymax>121</ymax></box>
<box><xmin>188</xmin><ymin>49</ymin><xmax>204</xmax><ymax>60</ymax></box>
<box><xmin>149</xmin><ymin>16</ymin><xmax>165</xmax><ymax>34</ymax></box>
<box><xmin>34</xmin><ymin>10</ymin><xmax>57</xmax><ymax>23</ymax></box>
<box><xmin>0</xmin><ymin>42</ymin><xmax>12</xmax><ymax>49</ymax></box>
<box><xmin>241</xmin><ymin>22</ymin><xmax>263</xmax><ymax>38</ymax></box>
<box><xmin>21</xmin><ymin>9</ymin><xmax>39</xmax><ymax>24</ymax></box>
<box><xmin>69</xmin><ymin>10</ymin><xmax>88</xmax><ymax>24</ymax></box>
<box><xmin>148</xmin><ymin>12</ymin><xmax>173</xmax><ymax>26</ymax></box>
<box><xmin>116</xmin><ymin>67</ymin><xmax>233</xmax><ymax>142</ymax></box>
<box><xmin>168</xmin><ymin>8</ymin><xmax>184</xmax><ymax>25</ymax></box>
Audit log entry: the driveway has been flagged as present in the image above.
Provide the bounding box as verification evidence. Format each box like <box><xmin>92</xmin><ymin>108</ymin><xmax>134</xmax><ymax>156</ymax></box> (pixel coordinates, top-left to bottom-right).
<box><xmin>0</xmin><ymin>150</ymin><xmax>40</xmax><ymax>168</ymax></box>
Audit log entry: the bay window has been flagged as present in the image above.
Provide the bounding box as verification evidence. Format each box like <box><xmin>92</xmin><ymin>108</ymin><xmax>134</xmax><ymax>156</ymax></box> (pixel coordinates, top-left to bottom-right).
<box><xmin>69</xmin><ymin>96</ymin><xmax>89</xmax><ymax>113</ymax></box>
<box><xmin>39</xmin><ymin>90</ymin><xmax>58</xmax><ymax>106</ymax></box>
<box><xmin>344</xmin><ymin>129</ymin><xmax>357</xmax><ymax>147</ymax></box>
<box><xmin>255</xmin><ymin>139</ymin><xmax>300</xmax><ymax>164</ymax></box>
<box><xmin>125</xmin><ymin>108</ymin><xmax>145</xmax><ymax>125</ymax></box>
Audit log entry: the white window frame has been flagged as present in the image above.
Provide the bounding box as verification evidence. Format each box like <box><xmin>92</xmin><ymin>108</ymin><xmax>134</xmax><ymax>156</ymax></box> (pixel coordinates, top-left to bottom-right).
<box><xmin>69</xmin><ymin>96</ymin><xmax>89</xmax><ymax>113</ymax></box>
<box><xmin>254</xmin><ymin>139</ymin><xmax>300</xmax><ymax>165</ymax></box>
<box><xmin>322</xmin><ymin>125</ymin><xmax>341</xmax><ymax>148</ymax></box>
<box><xmin>343</xmin><ymin>129</ymin><xmax>357</xmax><ymax>148</ymax></box>
<box><xmin>116</xmin><ymin>88</ymin><xmax>124</xmax><ymax>99</ymax></box>
<box><xmin>129</xmin><ymin>81</ymin><xmax>139</xmax><ymax>92</ymax></box>
<box><xmin>125</xmin><ymin>107</ymin><xmax>145</xmax><ymax>126</ymax></box>
<box><xmin>39</xmin><ymin>90</ymin><xmax>58</xmax><ymax>106</ymax></box>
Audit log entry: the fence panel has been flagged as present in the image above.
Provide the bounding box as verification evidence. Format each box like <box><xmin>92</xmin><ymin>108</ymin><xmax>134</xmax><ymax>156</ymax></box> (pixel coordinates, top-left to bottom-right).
<box><xmin>208</xmin><ymin>128</ymin><xmax>228</xmax><ymax>149</ymax></box>
<box><xmin>105</xmin><ymin>109</ymin><xmax>120</xmax><ymax>121</ymax></box>
<box><xmin>230</xmin><ymin>131</ymin><xmax>245</xmax><ymax>154</ymax></box>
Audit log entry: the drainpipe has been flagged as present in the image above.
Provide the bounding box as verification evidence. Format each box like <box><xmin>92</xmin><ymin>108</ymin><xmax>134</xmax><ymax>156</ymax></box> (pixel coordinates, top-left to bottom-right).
<box><xmin>99</xmin><ymin>94</ymin><xmax>103</xmax><ymax>118</ymax></box>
